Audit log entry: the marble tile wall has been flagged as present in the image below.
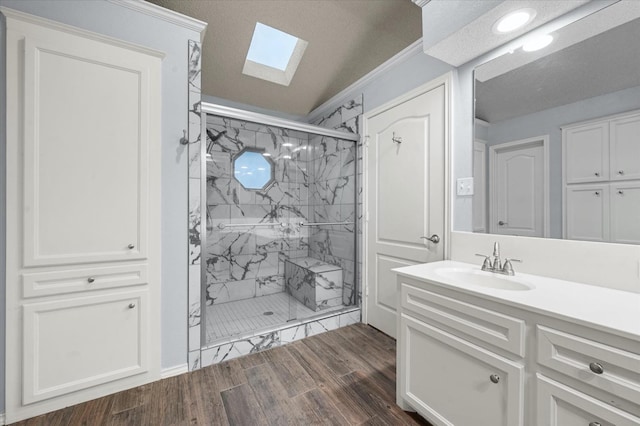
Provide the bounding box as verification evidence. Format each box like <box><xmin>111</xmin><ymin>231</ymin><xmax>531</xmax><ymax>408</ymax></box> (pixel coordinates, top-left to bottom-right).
<box><xmin>310</xmin><ymin>96</ymin><xmax>364</xmax><ymax>306</ymax></box>
<box><xmin>187</xmin><ymin>40</ymin><xmax>203</xmax><ymax>370</ymax></box>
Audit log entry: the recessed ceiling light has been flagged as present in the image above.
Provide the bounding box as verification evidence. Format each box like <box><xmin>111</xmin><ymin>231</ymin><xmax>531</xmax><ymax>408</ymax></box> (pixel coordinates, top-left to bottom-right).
<box><xmin>493</xmin><ymin>9</ymin><xmax>536</xmax><ymax>34</ymax></box>
<box><xmin>243</xmin><ymin>22</ymin><xmax>308</xmax><ymax>86</ymax></box>
<box><xmin>522</xmin><ymin>34</ymin><xmax>553</xmax><ymax>52</ymax></box>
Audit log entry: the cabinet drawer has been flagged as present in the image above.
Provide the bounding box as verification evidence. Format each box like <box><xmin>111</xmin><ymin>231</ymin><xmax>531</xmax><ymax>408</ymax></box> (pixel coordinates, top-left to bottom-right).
<box><xmin>23</xmin><ymin>290</ymin><xmax>148</xmax><ymax>404</ymax></box>
<box><xmin>22</xmin><ymin>264</ymin><xmax>147</xmax><ymax>298</ymax></box>
<box><xmin>537</xmin><ymin>326</ymin><xmax>640</xmax><ymax>404</ymax></box>
<box><xmin>399</xmin><ymin>314</ymin><xmax>524</xmax><ymax>426</ymax></box>
<box><xmin>537</xmin><ymin>374</ymin><xmax>640</xmax><ymax>426</ymax></box>
<box><xmin>400</xmin><ymin>283</ymin><xmax>525</xmax><ymax>356</ymax></box>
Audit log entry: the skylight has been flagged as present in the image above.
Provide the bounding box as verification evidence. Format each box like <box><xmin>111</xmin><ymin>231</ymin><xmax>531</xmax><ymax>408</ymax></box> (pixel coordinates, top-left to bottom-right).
<box><xmin>243</xmin><ymin>22</ymin><xmax>308</xmax><ymax>86</ymax></box>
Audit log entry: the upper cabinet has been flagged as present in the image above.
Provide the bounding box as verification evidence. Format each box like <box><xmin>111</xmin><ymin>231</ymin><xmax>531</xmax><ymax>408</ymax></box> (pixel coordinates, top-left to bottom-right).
<box><xmin>610</xmin><ymin>113</ymin><xmax>640</xmax><ymax>181</ymax></box>
<box><xmin>564</xmin><ymin>122</ymin><xmax>609</xmax><ymax>184</ymax></box>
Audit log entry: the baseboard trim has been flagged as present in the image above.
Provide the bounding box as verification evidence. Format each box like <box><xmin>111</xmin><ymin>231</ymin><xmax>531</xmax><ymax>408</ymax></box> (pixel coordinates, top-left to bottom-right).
<box><xmin>160</xmin><ymin>363</ymin><xmax>189</xmax><ymax>379</ymax></box>
<box><xmin>0</xmin><ymin>412</ymin><xmax>6</xmax><ymax>425</ymax></box>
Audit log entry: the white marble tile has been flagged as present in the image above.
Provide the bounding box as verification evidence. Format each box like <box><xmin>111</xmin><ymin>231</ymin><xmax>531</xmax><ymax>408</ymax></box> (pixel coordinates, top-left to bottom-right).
<box><xmin>339</xmin><ymin>310</ymin><xmax>361</xmax><ymax>327</ymax></box>
<box><xmin>280</xmin><ymin>324</ymin><xmax>307</xmax><ymax>344</ymax></box>
<box><xmin>189</xmin><ymin>324</ymin><xmax>201</xmax><ymax>352</ymax></box>
<box><xmin>188</xmin><ymin>264</ymin><xmax>201</xmax><ymax>327</ymax></box>
<box><xmin>188</xmin><ymin>350</ymin><xmax>201</xmax><ymax>372</ymax></box>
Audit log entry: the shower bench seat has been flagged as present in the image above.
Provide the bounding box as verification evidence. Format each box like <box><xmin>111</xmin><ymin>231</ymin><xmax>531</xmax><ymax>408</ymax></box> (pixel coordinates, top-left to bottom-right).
<box><xmin>284</xmin><ymin>257</ymin><xmax>343</xmax><ymax>311</ymax></box>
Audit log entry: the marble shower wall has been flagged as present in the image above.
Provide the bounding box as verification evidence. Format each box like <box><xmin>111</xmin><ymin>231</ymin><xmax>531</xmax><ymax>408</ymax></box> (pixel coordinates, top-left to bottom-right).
<box><xmin>310</xmin><ymin>96</ymin><xmax>363</xmax><ymax>305</ymax></box>
<box><xmin>204</xmin><ymin>115</ymin><xmax>311</xmax><ymax>307</ymax></box>
<box><xmin>187</xmin><ymin>40</ymin><xmax>203</xmax><ymax>369</ymax></box>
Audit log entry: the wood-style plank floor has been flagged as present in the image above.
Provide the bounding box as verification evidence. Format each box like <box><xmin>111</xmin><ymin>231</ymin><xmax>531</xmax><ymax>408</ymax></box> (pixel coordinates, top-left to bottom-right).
<box><xmin>12</xmin><ymin>324</ymin><xmax>432</xmax><ymax>426</ymax></box>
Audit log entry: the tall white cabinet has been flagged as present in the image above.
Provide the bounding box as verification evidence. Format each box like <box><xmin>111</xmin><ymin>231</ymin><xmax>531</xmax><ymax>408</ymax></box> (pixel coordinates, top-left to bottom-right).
<box><xmin>4</xmin><ymin>9</ymin><xmax>162</xmax><ymax>423</ymax></box>
<box><xmin>563</xmin><ymin>110</ymin><xmax>640</xmax><ymax>244</ymax></box>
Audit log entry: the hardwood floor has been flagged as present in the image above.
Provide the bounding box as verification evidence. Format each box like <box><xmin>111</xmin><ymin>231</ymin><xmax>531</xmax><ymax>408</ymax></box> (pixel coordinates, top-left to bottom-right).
<box><xmin>12</xmin><ymin>324</ymin><xmax>432</xmax><ymax>426</ymax></box>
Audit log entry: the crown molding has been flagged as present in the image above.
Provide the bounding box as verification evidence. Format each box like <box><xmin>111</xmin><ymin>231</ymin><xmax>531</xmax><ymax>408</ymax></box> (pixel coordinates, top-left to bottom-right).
<box><xmin>107</xmin><ymin>0</ymin><xmax>207</xmax><ymax>41</ymax></box>
<box><xmin>412</xmin><ymin>0</ymin><xmax>431</xmax><ymax>8</ymax></box>
<box><xmin>307</xmin><ymin>38</ymin><xmax>423</xmax><ymax>123</ymax></box>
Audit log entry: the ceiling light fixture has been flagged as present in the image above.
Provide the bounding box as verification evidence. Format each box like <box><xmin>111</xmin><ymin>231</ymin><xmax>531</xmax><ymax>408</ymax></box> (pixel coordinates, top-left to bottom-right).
<box><xmin>522</xmin><ymin>34</ymin><xmax>553</xmax><ymax>52</ymax></box>
<box><xmin>493</xmin><ymin>8</ymin><xmax>536</xmax><ymax>34</ymax></box>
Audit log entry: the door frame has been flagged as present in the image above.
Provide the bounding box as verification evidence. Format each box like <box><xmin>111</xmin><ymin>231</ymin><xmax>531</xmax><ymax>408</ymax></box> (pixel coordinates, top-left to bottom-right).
<box><xmin>488</xmin><ymin>135</ymin><xmax>550</xmax><ymax>237</ymax></box>
<box><xmin>361</xmin><ymin>72</ymin><xmax>452</xmax><ymax>325</ymax></box>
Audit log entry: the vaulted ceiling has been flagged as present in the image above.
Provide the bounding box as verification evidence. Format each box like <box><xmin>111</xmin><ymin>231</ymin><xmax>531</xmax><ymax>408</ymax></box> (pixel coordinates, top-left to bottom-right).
<box><xmin>147</xmin><ymin>0</ymin><xmax>422</xmax><ymax>116</ymax></box>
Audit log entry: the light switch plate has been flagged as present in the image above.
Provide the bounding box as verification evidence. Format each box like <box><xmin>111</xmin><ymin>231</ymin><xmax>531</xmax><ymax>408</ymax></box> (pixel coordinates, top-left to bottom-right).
<box><xmin>457</xmin><ymin>177</ymin><xmax>474</xmax><ymax>196</ymax></box>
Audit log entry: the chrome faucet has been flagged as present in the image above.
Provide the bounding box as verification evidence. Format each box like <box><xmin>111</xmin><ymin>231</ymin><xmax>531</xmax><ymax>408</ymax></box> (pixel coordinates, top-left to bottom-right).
<box><xmin>475</xmin><ymin>242</ymin><xmax>522</xmax><ymax>276</ymax></box>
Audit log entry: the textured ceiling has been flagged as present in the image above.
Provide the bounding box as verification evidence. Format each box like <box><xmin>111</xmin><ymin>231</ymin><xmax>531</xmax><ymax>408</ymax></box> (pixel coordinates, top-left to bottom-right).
<box><xmin>147</xmin><ymin>0</ymin><xmax>422</xmax><ymax>116</ymax></box>
<box><xmin>476</xmin><ymin>3</ymin><xmax>640</xmax><ymax>123</ymax></box>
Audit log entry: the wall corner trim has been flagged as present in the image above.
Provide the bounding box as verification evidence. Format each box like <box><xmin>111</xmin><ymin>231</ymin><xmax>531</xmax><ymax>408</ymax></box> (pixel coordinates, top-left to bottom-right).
<box><xmin>160</xmin><ymin>363</ymin><xmax>189</xmax><ymax>379</ymax></box>
<box><xmin>306</xmin><ymin>38</ymin><xmax>424</xmax><ymax>123</ymax></box>
<box><xmin>107</xmin><ymin>0</ymin><xmax>208</xmax><ymax>41</ymax></box>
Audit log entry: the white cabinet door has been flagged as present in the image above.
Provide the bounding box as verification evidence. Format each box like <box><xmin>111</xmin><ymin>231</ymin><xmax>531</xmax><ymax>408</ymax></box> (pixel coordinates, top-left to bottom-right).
<box><xmin>398</xmin><ymin>314</ymin><xmax>524</xmax><ymax>426</ymax></box>
<box><xmin>21</xmin><ymin>28</ymin><xmax>154</xmax><ymax>267</ymax></box>
<box><xmin>610</xmin><ymin>113</ymin><xmax>640</xmax><ymax>181</ymax></box>
<box><xmin>564</xmin><ymin>123</ymin><xmax>609</xmax><ymax>184</ymax></box>
<box><xmin>23</xmin><ymin>290</ymin><xmax>148</xmax><ymax>404</ymax></box>
<box><xmin>537</xmin><ymin>375</ymin><xmax>640</xmax><ymax>426</ymax></box>
<box><xmin>565</xmin><ymin>184</ymin><xmax>609</xmax><ymax>242</ymax></box>
<box><xmin>610</xmin><ymin>181</ymin><xmax>640</xmax><ymax>244</ymax></box>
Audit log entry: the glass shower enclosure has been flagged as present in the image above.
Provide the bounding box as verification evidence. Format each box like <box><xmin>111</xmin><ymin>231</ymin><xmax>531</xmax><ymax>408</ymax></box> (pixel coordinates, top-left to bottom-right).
<box><xmin>201</xmin><ymin>109</ymin><xmax>358</xmax><ymax>346</ymax></box>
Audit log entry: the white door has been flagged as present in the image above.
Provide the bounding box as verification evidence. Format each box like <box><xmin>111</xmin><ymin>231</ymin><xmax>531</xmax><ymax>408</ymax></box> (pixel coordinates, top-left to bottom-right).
<box><xmin>490</xmin><ymin>137</ymin><xmax>547</xmax><ymax>237</ymax></box>
<box><xmin>473</xmin><ymin>140</ymin><xmax>488</xmax><ymax>233</ymax></box>
<box><xmin>365</xmin><ymin>79</ymin><xmax>447</xmax><ymax>337</ymax></box>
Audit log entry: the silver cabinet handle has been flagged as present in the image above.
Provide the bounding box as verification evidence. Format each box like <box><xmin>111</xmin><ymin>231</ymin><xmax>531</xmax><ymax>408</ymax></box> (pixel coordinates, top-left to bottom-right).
<box><xmin>589</xmin><ymin>362</ymin><xmax>604</xmax><ymax>374</ymax></box>
<box><xmin>489</xmin><ymin>374</ymin><xmax>500</xmax><ymax>384</ymax></box>
<box><xmin>498</xmin><ymin>221</ymin><xmax>507</xmax><ymax>226</ymax></box>
<box><xmin>589</xmin><ymin>422</ymin><xmax>602</xmax><ymax>426</ymax></box>
<box><xmin>128</xmin><ymin>303</ymin><xmax>136</xmax><ymax>309</ymax></box>
<box><xmin>128</xmin><ymin>244</ymin><xmax>135</xmax><ymax>249</ymax></box>
<box><xmin>618</xmin><ymin>170</ymin><xmax>624</xmax><ymax>175</ymax></box>
<box><xmin>594</xmin><ymin>191</ymin><xmax>600</xmax><ymax>196</ymax></box>
<box><xmin>618</xmin><ymin>190</ymin><xmax>624</xmax><ymax>195</ymax></box>
<box><xmin>87</xmin><ymin>277</ymin><xmax>95</xmax><ymax>283</ymax></box>
<box><xmin>420</xmin><ymin>234</ymin><xmax>440</xmax><ymax>244</ymax></box>
<box><xmin>594</xmin><ymin>172</ymin><xmax>600</xmax><ymax>176</ymax></box>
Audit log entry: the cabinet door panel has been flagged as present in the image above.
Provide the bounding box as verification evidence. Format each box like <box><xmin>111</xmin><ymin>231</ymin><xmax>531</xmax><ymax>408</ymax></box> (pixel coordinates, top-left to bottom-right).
<box><xmin>565</xmin><ymin>185</ymin><xmax>609</xmax><ymax>241</ymax></box>
<box><xmin>610</xmin><ymin>114</ymin><xmax>640</xmax><ymax>181</ymax></box>
<box><xmin>565</xmin><ymin>123</ymin><xmax>609</xmax><ymax>184</ymax></box>
<box><xmin>23</xmin><ymin>290</ymin><xmax>148</xmax><ymax>404</ymax></box>
<box><xmin>22</xmin><ymin>35</ymin><xmax>150</xmax><ymax>266</ymax></box>
<box><xmin>611</xmin><ymin>182</ymin><xmax>640</xmax><ymax>244</ymax></box>
<box><xmin>537</xmin><ymin>375</ymin><xmax>640</xmax><ymax>426</ymax></box>
<box><xmin>399</xmin><ymin>314</ymin><xmax>524</xmax><ymax>426</ymax></box>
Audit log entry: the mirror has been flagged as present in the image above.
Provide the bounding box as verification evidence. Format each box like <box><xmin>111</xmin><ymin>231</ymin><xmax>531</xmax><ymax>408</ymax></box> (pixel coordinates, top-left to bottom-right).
<box><xmin>471</xmin><ymin>2</ymin><xmax>640</xmax><ymax>244</ymax></box>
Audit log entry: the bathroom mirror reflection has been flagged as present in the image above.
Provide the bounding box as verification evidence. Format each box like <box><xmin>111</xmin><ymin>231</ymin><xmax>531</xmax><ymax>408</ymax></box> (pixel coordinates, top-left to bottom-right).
<box><xmin>471</xmin><ymin>1</ymin><xmax>640</xmax><ymax>244</ymax></box>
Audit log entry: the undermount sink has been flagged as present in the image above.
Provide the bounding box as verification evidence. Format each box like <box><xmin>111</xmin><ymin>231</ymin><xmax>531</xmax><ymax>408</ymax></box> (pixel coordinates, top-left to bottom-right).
<box><xmin>435</xmin><ymin>267</ymin><xmax>534</xmax><ymax>291</ymax></box>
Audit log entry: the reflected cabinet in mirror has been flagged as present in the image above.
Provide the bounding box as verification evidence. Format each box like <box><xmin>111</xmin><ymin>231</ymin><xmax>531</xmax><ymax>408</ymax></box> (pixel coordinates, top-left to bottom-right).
<box><xmin>472</xmin><ymin>1</ymin><xmax>640</xmax><ymax>244</ymax></box>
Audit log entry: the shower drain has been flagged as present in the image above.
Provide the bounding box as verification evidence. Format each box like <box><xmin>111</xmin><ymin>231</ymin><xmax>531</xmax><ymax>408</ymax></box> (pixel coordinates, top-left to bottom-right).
<box><xmin>263</xmin><ymin>311</ymin><xmax>274</xmax><ymax>316</ymax></box>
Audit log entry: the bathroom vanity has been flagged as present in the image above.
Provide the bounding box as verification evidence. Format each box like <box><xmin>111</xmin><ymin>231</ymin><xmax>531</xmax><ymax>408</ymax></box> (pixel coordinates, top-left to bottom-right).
<box><xmin>395</xmin><ymin>261</ymin><xmax>640</xmax><ymax>426</ymax></box>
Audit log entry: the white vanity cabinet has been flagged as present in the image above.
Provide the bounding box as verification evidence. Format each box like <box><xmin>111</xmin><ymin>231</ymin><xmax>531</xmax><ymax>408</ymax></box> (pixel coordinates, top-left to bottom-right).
<box><xmin>4</xmin><ymin>9</ymin><xmax>162</xmax><ymax>423</ymax></box>
<box><xmin>397</xmin><ymin>279</ymin><xmax>525</xmax><ymax>426</ymax></box>
<box><xmin>395</xmin><ymin>265</ymin><xmax>640</xmax><ymax>426</ymax></box>
<box><xmin>563</xmin><ymin>110</ymin><xmax>640</xmax><ymax>243</ymax></box>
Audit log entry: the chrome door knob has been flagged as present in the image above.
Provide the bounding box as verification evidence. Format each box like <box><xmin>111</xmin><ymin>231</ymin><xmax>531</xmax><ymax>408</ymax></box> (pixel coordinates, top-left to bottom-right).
<box><xmin>421</xmin><ymin>234</ymin><xmax>440</xmax><ymax>244</ymax></box>
<box><xmin>128</xmin><ymin>303</ymin><xmax>136</xmax><ymax>309</ymax></box>
<box><xmin>489</xmin><ymin>374</ymin><xmax>500</xmax><ymax>384</ymax></box>
<box><xmin>128</xmin><ymin>244</ymin><xmax>135</xmax><ymax>249</ymax></box>
<box><xmin>589</xmin><ymin>362</ymin><xmax>604</xmax><ymax>374</ymax></box>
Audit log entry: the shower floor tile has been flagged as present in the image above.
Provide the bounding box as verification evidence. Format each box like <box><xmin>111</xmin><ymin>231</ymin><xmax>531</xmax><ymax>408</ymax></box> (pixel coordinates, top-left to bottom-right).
<box><xmin>205</xmin><ymin>292</ymin><xmax>345</xmax><ymax>345</ymax></box>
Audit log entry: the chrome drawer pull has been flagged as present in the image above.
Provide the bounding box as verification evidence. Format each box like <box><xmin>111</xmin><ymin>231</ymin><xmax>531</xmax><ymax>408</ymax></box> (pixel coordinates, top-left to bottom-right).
<box><xmin>128</xmin><ymin>243</ymin><xmax>135</xmax><ymax>249</ymax></box>
<box><xmin>87</xmin><ymin>277</ymin><xmax>95</xmax><ymax>283</ymax></box>
<box><xmin>589</xmin><ymin>422</ymin><xmax>601</xmax><ymax>426</ymax></box>
<box><xmin>489</xmin><ymin>374</ymin><xmax>500</xmax><ymax>384</ymax></box>
<box><xmin>589</xmin><ymin>362</ymin><xmax>604</xmax><ymax>374</ymax></box>
<box><xmin>128</xmin><ymin>303</ymin><xmax>136</xmax><ymax>309</ymax></box>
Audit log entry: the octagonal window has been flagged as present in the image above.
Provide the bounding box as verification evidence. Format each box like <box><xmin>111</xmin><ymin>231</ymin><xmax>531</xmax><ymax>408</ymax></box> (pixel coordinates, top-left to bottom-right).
<box><xmin>233</xmin><ymin>148</ymin><xmax>275</xmax><ymax>190</ymax></box>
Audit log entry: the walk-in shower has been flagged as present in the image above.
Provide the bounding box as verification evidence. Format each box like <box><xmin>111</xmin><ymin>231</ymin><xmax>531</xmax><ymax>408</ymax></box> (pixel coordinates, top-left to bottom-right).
<box><xmin>201</xmin><ymin>106</ymin><xmax>359</xmax><ymax>346</ymax></box>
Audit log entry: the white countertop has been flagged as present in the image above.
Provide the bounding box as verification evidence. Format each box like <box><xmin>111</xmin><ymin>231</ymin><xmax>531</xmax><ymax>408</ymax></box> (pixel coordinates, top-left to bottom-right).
<box><xmin>394</xmin><ymin>260</ymin><xmax>640</xmax><ymax>341</ymax></box>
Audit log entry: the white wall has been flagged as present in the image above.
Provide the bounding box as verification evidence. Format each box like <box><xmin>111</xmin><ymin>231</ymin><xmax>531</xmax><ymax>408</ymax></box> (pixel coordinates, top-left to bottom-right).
<box><xmin>0</xmin><ymin>1</ymin><xmax>201</xmax><ymax>411</ymax></box>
